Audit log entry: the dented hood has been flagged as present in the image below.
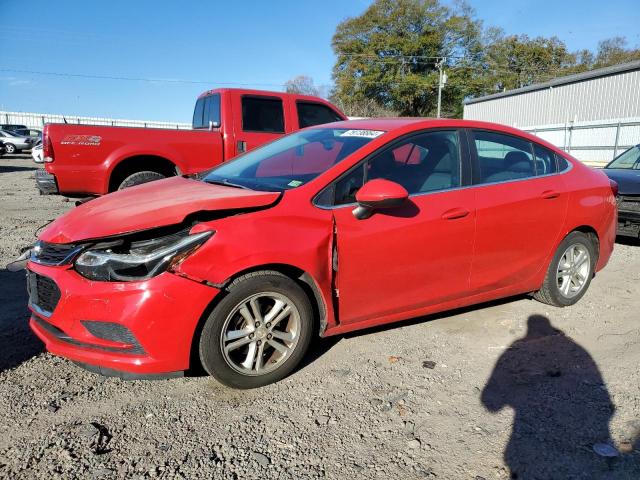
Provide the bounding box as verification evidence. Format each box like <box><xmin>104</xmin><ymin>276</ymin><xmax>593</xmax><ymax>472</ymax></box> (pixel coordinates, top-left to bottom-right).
<box><xmin>39</xmin><ymin>176</ymin><xmax>281</xmax><ymax>243</ymax></box>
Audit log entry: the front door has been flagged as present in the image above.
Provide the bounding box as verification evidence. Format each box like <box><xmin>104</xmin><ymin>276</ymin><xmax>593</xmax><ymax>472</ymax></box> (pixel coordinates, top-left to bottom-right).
<box><xmin>320</xmin><ymin>129</ymin><xmax>476</xmax><ymax>325</ymax></box>
<box><xmin>232</xmin><ymin>94</ymin><xmax>289</xmax><ymax>156</ymax></box>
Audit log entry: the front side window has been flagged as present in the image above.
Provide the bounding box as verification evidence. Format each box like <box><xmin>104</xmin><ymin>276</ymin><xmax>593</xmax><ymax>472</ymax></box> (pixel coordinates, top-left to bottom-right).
<box><xmin>473</xmin><ymin>130</ymin><xmax>535</xmax><ymax>183</ymax></box>
<box><xmin>242</xmin><ymin>97</ymin><xmax>285</xmax><ymax>133</ymax></box>
<box><xmin>297</xmin><ymin>102</ymin><xmax>343</xmax><ymax>128</ymax></box>
<box><xmin>607</xmin><ymin>145</ymin><xmax>640</xmax><ymax>170</ymax></box>
<box><xmin>324</xmin><ymin>130</ymin><xmax>461</xmax><ymax>206</ymax></box>
<box><xmin>203</xmin><ymin>128</ymin><xmax>379</xmax><ymax>192</ymax></box>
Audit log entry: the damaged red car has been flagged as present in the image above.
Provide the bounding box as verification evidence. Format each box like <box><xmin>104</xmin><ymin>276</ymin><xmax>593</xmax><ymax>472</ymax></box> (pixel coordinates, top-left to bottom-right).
<box><xmin>25</xmin><ymin>119</ymin><xmax>617</xmax><ymax>388</ymax></box>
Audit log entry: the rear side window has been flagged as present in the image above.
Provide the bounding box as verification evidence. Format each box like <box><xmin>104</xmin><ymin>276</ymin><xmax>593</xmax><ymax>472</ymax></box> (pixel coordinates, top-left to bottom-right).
<box><xmin>192</xmin><ymin>94</ymin><xmax>221</xmax><ymax>129</ymax></box>
<box><xmin>472</xmin><ymin>130</ymin><xmax>535</xmax><ymax>184</ymax></box>
<box><xmin>297</xmin><ymin>102</ymin><xmax>343</xmax><ymax>128</ymax></box>
<box><xmin>533</xmin><ymin>144</ymin><xmax>557</xmax><ymax>175</ymax></box>
<box><xmin>242</xmin><ymin>97</ymin><xmax>285</xmax><ymax>133</ymax></box>
<box><xmin>556</xmin><ymin>153</ymin><xmax>570</xmax><ymax>171</ymax></box>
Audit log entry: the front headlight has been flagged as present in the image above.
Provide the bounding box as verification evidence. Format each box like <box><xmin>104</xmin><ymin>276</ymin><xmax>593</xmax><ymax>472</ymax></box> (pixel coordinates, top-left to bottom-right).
<box><xmin>75</xmin><ymin>230</ymin><xmax>212</xmax><ymax>282</ymax></box>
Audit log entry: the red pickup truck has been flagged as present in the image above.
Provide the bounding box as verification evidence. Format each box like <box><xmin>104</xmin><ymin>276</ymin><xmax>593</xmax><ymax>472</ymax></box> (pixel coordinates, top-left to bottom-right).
<box><xmin>36</xmin><ymin>88</ymin><xmax>346</xmax><ymax>196</ymax></box>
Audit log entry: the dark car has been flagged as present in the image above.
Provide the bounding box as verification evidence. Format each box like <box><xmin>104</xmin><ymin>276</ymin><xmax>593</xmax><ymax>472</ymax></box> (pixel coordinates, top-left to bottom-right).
<box><xmin>0</xmin><ymin>124</ymin><xmax>28</xmax><ymax>132</ymax></box>
<box><xmin>0</xmin><ymin>141</ymin><xmax>6</xmax><ymax>157</ymax></box>
<box><xmin>603</xmin><ymin>145</ymin><xmax>640</xmax><ymax>238</ymax></box>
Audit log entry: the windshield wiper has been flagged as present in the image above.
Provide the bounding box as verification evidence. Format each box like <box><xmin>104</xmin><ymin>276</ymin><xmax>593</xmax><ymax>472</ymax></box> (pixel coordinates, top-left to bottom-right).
<box><xmin>205</xmin><ymin>179</ymin><xmax>251</xmax><ymax>190</ymax></box>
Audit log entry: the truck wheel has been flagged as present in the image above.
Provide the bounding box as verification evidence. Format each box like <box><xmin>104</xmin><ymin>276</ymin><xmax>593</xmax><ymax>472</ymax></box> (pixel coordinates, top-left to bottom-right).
<box><xmin>198</xmin><ymin>271</ymin><xmax>314</xmax><ymax>389</ymax></box>
<box><xmin>4</xmin><ymin>143</ymin><xmax>16</xmax><ymax>154</ymax></box>
<box><xmin>117</xmin><ymin>171</ymin><xmax>166</xmax><ymax>190</ymax></box>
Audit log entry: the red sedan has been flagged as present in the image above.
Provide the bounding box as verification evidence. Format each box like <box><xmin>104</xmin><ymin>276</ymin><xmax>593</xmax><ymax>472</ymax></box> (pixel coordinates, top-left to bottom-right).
<box><xmin>26</xmin><ymin>119</ymin><xmax>617</xmax><ymax>388</ymax></box>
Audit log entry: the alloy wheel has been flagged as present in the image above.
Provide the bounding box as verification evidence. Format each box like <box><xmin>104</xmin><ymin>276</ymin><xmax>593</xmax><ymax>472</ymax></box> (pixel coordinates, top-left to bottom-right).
<box><xmin>556</xmin><ymin>243</ymin><xmax>591</xmax><ymax>299</ymax></box>
<box><xmin>220</xmin><ymin>292</ymin><xmax>301</xmax><ymax>376</ymax></box>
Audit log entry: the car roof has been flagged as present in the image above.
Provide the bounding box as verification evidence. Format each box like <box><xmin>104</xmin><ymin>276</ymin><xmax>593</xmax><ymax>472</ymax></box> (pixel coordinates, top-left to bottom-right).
<box><xmin>319</xmin><ymin>117</ymin><xmax>525</xmax><ymax>132</ymax></box>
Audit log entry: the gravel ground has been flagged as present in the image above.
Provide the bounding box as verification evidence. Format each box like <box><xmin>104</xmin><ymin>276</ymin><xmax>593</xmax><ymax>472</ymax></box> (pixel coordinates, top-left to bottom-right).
<box><xmin>0</xmin><ymin>154</ymin><xmax>639</xmax><ymax>479</ymax></box>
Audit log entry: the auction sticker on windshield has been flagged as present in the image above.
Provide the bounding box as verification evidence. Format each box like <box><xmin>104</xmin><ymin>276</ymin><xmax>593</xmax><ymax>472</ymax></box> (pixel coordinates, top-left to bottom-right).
<box><xmin>338</xmin><ymin>130</ymin><xmax>385</xmax><ymax>138</ymax></box>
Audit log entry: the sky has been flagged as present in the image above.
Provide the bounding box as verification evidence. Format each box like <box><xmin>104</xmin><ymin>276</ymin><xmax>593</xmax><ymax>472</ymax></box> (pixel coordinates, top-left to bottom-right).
<box><xmin>1</xmin><ymin>0</ymin><xmax>639</xmax><ymax>123</ymax></box>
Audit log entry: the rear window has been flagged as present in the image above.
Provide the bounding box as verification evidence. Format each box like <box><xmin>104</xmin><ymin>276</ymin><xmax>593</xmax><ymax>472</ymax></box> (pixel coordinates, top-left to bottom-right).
<box><xmin>242</xmin><ymin>97</ymin><xmax>285</xmax><ymax>133</ymax></box>
<box><xmin>192</xmin><ymin>94</ymin><xmax>221</xmax><ymax>129</ymax></box>
<box><xmin>297</xmin><ymin>102</ymin><xmax>343</xmax><ymax>128</ymax></box>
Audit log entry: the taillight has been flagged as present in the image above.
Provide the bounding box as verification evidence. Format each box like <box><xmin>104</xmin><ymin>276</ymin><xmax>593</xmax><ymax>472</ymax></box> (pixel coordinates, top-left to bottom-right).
<box><xmin>609</xmin><ymin>179</ymin><xmax>618</xmax><ymax>197</ymax></box>
<box><xmin>43</xmin><ymin>125</ymin><xmax>54</xmax><ymax>162</ymax></box>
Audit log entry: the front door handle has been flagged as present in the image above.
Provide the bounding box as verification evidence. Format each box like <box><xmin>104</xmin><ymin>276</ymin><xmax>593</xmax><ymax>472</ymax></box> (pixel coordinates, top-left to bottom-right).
<box><xmin>441</xmin><ymin>207</ymin><xmax>470</xmax><ymax>220</ymax></box>
<box><xmin>541</xmin><ymin>190</ymin><xmax>560</xmax><ymax>199</ymax></box>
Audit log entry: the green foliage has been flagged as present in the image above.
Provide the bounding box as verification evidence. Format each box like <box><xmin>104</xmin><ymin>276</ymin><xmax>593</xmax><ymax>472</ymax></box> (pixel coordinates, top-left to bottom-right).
<box><xmin>331</xmin><ymin>0</ymin><xmax>640</xmax><ymax>118</ymax></box>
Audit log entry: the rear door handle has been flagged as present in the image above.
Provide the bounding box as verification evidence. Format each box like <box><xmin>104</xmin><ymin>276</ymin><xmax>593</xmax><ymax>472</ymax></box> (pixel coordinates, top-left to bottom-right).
<box><xmin>441</xmin><ymin>207</ymin><xmax>470</xmax><ymax>220</ymax></box>
<box><xmin>541</xmin><ymin>190</ymin><xmax>560</xmax><ymax>199</ymax></box>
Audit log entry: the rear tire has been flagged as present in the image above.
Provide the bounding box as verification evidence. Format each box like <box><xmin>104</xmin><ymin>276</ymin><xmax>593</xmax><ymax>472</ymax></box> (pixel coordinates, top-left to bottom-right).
<box><xmin>117</xmin><ymin>170</ymin><xmax>166</xmax><ymax>190</ymax></box>
<box><xmin>534</xmin><ymin>231</ymin><xmax>597</xmax><ymax>307</ymax></box>
<box><xmin>4</xmin><ymin>143</ymin><xmax>16</xmax><ymax>154</ymax></box>
<box><xmin>198</xmin><ymin>271</ymin><xmax>314</xmax><ymax>389</ymax></box>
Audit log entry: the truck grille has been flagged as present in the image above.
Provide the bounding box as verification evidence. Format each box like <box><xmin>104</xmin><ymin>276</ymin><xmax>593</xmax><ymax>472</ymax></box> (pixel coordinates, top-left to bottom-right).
<box><xmin>31</xmin><ymin>241</ymin><xmax>83</xmax><ymax>266</ymax></box>
<box><xmin>27</xmin><ymin>271</ymin><xmax>61</xmax><ymax>316</ymax></box>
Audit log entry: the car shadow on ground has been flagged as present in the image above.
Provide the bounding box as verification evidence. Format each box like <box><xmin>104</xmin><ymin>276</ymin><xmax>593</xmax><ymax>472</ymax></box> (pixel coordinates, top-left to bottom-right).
<box><xmin>295</xmin><ymin>295</ymin><xmax>531</xmax><ymax>375</ymax></box>
<box><xmin>616</xmin><ymin>235</ymin><xmax>640</xmax><ymax>247</ymax></box>
<box><xmin>0</xmin><ymin>269</ymin><xmax>43</xmax><ymax>372</ymax></box>
<box><xmin>481</xmin><ymin>314</ymin><xmax>639</xmax><ymax>477</ymax></box>
<box><xmin>0</xmin><ymin>164</ymin><xmax>38</xmax><ymax>173</ymax></box>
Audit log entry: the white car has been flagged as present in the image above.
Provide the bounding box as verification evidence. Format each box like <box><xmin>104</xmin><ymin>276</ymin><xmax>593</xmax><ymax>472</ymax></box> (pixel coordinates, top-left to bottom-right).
<box><xmin>32</xmin><ymin>143</ymin><xmax>43</xmax><ymax>163</ymax></box>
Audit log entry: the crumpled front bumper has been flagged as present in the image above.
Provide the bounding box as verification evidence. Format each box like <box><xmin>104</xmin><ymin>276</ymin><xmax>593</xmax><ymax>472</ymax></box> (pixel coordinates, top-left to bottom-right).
<box><xmin>26</xmin><ymin>261</ymin><xmax>220</xmax><ymax>376</ymax></box>
<box><xmin>35</xmin><ymin>169</ymin><xmax>59</xmax><ymax>194</ymax></box>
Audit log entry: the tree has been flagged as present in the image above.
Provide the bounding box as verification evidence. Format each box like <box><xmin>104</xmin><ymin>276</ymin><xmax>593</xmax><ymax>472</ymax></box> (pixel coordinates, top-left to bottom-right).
<box><xmin>330</xmin><ymin>1</ymin><xmax>640</xmax><ymax>118</ymax></box>
<box><xmin>284</xmin><ymin>75</ymin><xmax>321</xmax><ymax>96</ymax></box>
<box><xmin>477</xmin><ymin>33</ymin><xmax>576</xmax><ymax>92</ymax></box>
<box><xmin>331</xmin><ymin>0</ymin><xmax>484</xmax><ymax>118</ymax></box>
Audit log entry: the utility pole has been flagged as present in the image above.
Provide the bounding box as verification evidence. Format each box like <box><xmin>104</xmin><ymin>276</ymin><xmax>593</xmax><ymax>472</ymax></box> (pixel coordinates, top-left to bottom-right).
<box><xmin>436</xmin><ymin>57</ymin><xmax>447</xmax><ymax>118</ymax></box>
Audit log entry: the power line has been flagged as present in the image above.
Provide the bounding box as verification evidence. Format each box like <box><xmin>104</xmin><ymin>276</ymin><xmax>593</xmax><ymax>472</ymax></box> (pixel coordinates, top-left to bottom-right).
<box><xmin>0</xmin><ymin>67</ymin><xmax>287</xmax><ymax>88</ymax></box>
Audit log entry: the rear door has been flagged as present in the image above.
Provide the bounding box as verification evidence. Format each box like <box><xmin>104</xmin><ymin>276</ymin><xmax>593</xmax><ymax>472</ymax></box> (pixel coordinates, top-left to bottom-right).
<box><xmin>468</xmin><ymin>129</ymin><xmax>569</xmax><ymax>293</ymax></box>
<box><xmin>295</xmin><ymin>101</ymin><xmax>344</xmax><ymax>129</ymax></box>
<box><xmin>231</xmin><ymin>94</ymin><xmax>289</xmax><ymax>156</ymax></box>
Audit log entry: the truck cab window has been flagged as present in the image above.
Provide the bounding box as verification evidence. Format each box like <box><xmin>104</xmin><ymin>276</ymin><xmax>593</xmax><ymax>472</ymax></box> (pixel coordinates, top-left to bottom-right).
<box><xmin>192</xmin><ymin>94</ymin><xmax>220</xmax><ymax>129</ymax></box>
<box><xmin>297</xmin><ymin>102</ymin><xmax>343</xmax><ymax>128</ymax></box>
<box><xmin>242</xmin><ymin>97</ymin><xmax>285</xmax><ymax>133</ymax></box>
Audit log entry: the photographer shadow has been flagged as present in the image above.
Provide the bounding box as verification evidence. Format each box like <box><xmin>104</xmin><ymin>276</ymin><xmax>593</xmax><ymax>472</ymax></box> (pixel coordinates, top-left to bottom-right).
<box><xmin>481</xmin><ymin>314</ymin><xmax>626</xmax><ymax>478</ymax></box>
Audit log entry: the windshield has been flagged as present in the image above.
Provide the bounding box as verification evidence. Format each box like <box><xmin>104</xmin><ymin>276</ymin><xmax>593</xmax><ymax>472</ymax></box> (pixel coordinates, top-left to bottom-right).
<box><xmin>0</xmin><ymin>130</ymin><xmax>19</xmax><ymax>137</ymax></box>
<box><xmin>607</xmin><ymin>145</ymin><xmax>640</xmax><ymax>170</ymax></box>
<box><xmin>203</xmin><ymin>128</ymin><xmax>383</xmax><ymax>191</ymax></box>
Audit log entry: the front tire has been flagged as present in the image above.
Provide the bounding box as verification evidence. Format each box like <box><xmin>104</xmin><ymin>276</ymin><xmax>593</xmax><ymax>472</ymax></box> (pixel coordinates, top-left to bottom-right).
<box><xmin>534</xmin><ymin>231</ymin><xmax>597</xmax><ymax>307</ymax></box>
<box><xmin>4</xmin><ymin>143</ymin><xmax>16</xmax><ymax>154</ymax></box>
<box><xmin>198</xmin><ymin>271</ymin><xmax>314</xmax><ymax>389</ymax></box>
<box><xmin>117</xmin><ymin>170</ymin><xmax>166</xmax><ymax>190</ymax></box>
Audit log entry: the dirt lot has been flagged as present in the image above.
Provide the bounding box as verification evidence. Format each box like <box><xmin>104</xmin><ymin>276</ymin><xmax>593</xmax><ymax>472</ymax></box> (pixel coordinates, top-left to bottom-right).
<box><xmin>0</xmin><ymin>154</ymin><xmax>639</xmax><ymax>479</ymax></box>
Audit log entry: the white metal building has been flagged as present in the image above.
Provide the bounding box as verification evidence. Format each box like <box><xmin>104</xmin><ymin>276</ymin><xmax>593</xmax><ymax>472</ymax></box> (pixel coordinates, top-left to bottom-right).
<box><xmin>463</xmin><ymin>60</ymin><xmax>640</xmax><ymax>166</ymax></box>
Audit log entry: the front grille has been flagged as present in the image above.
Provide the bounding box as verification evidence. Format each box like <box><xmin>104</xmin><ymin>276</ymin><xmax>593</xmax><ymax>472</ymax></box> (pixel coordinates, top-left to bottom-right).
<box><xmin>617</xmin><ymin>195</ymin><xmax>640</xmax><ymax>213</ymax></box>
<box><xmin>27</xmin><ymin>272</ymin><xmax>61</xmax><ymax>316</ymax></box>
<box><xmin>31</xmin><ymin>241</ymin><xmax>83</xmax><ymax>265</ymax></box>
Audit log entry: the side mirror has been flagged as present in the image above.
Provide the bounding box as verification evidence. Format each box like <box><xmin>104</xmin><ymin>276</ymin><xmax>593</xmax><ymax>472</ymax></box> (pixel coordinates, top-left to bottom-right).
<box><xmin>353</xmin><ymin>179</ymin><xmax>408</xmax><ymax>220</ymax></box>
